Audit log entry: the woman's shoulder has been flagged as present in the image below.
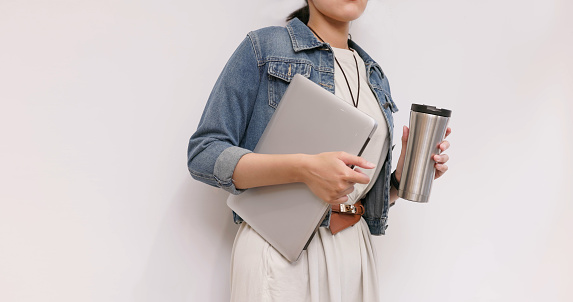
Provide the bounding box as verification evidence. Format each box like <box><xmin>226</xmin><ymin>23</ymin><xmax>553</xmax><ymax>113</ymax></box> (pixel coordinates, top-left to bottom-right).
<box><xmin>246</xmin><ymin>25</ymin><xmax>294</xmax><ymax>56</ymax></box>
<box><xmin>248</xmin><ymin>24</ymin><xmax>289</xmax><ymax>39</ymax></box>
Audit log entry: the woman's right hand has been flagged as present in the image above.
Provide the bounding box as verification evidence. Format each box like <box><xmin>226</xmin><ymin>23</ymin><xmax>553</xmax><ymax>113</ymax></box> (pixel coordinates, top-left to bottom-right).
<box><xmin>300</xmin><ymin>152</ymin><xmax>374</xmax><ymax>205</ymax></box>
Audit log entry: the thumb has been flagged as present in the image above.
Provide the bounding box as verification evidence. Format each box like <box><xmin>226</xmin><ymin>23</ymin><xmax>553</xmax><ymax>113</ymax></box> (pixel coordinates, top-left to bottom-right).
<box><xmin>337</xmin><ymin>152</ymin><xmax>375</xmax><ymax>170</ymax></box>
<box><xmin>401</xmin><ymin>125</ymin><xmax>409</xmax><ymax>145</ymax></box>
<box><xmin>396</xmin><ymin>126</ymin><xmax>409</xmax><ymax>180</ymax></box>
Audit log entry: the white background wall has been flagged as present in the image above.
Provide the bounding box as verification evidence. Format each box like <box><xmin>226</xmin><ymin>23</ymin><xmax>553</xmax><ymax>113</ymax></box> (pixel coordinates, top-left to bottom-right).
<box><xmin>1</xmin><ymin>0</ymin><xmax>571</xmax><ymax>301</ymax></box>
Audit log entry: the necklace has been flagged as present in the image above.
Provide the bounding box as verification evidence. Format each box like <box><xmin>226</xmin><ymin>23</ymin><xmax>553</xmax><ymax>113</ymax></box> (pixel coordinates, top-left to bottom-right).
<box><xmin>308</xmin><ymin>26</ymin><xmax>360</xmax><ymax>108</ymax></box>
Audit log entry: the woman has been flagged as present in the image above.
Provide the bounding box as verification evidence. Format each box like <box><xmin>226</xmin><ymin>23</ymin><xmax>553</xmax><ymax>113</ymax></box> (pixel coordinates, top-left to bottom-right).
<box><xmin>188</xmin><ymin>1</ymin><xmax>451</xmax><ymax>301</ymax></box>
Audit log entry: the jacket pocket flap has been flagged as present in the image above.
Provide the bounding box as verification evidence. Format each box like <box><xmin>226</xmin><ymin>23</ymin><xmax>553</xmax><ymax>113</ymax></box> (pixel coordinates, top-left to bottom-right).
<box><xmin>268</xmin><ymin>61</ymin><xmax>311</xmax><ymax>82</ymax></box>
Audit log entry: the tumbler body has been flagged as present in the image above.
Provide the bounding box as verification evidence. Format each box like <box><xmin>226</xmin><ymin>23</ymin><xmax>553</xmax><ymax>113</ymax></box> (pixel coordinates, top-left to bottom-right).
<box><xmin>398</xmin><ymin>104</ymin><xmax>451</xmax><ymax>203</ymax></box>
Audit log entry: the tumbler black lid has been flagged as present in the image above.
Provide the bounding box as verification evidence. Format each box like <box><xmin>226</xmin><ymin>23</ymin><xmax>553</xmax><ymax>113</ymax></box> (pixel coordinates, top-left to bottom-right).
<box><xmin>411</xmin><ymin>104</ymin><xmax>452</xmax><ymax>117</ymax></box>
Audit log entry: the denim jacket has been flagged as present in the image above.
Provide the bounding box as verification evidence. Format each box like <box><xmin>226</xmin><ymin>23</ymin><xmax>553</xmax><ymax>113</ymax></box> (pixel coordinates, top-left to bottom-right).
<box><xmin>187</xmin><ymin>18</ymin><xmax>398</xmax><ymax>235</ymax></box>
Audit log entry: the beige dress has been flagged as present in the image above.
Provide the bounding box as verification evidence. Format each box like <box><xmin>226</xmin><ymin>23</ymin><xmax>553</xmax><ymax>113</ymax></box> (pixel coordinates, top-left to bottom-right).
<box><xmin>230</xmin><ymin>47</ymin><xmax>389</xmax><ymax>302</ymax></box>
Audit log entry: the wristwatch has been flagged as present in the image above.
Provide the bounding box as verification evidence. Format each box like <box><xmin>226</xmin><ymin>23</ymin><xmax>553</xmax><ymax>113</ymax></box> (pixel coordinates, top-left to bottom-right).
<box><xmin>390</xmin><ymin>170</ymin><xmax>400</xmax><ymax>190</ymax></box>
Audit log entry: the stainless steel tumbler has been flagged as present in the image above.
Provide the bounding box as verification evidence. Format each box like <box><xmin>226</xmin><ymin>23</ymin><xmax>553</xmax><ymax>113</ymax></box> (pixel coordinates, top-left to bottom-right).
<box><xmin>398</xmin><ymin>104</ymin><xmax>451</xmax><ymax>203</ymax></box>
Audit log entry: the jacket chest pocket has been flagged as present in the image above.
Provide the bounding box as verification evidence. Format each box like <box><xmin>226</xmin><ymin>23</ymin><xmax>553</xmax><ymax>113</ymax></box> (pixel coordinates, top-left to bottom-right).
<box><xmin>267</xmin><ymin>60</ymin><xmax>312</xmax><ymax>109</ymax></box>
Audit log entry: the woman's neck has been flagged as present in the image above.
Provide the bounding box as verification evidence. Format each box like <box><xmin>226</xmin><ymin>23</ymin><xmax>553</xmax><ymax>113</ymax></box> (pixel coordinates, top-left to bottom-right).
<box><xmin>307</xmin><ymin>12</ymin><xmax>350</xmax><ymax>49</ymax></box>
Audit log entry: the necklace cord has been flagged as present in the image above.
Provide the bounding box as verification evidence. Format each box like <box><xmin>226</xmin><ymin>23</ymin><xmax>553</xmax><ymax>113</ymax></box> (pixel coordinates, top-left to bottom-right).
<box><xmin>307</xmin><ymin>26</ymin><xmax>360</xmax><ymax>108</ymax></box>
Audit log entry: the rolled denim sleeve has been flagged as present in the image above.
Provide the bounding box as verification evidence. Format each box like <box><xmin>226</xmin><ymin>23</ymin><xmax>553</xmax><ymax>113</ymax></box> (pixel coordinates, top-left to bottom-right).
<box><xmin>213</xmin><ymin>146</ymin><xmax>252</xmax><ymax>194</ymax></box>
<box><xmin>187</xmin><ymin>35</ymin><xmax>260</xmax><ymax>194</ymax></box>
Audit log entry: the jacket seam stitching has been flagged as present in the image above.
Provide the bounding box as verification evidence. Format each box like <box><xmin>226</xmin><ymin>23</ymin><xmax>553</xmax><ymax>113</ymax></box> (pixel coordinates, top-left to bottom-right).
<box><xmin>247</xmin><ymin>32</ymin><xmax>263</xmax><ymax>66</ymax></box>
<box><xmin>189</xmin><ymin>169</ymin><xmax>215</xmax><ymax>181</ymax></box>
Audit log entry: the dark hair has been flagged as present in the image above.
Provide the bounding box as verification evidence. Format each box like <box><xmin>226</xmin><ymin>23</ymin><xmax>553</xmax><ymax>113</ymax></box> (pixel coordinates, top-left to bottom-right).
<box><xmin>286</xmin><ymin>1</ymin><xmax>310</xmax><ymax>24</ymax></box>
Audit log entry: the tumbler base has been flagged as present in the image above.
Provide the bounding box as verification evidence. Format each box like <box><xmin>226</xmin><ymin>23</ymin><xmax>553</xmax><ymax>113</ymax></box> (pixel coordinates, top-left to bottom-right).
<box><xmin>398</xmin><ymin>190</ymin><xmax>429</xmax><ymax>203</ymax></box>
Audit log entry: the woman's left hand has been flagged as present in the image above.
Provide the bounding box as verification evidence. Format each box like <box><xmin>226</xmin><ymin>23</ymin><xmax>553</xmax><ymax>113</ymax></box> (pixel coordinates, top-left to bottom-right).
<box><xmin>394</xmin><ymin>126</ymin><xmax>452</xmax><ymax>182</ymax></box>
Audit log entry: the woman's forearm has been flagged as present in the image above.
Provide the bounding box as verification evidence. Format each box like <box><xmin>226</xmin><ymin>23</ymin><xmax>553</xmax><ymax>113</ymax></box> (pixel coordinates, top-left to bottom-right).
<box><xmin>232</xmin><ymin>151</ymin><xmax>374</xmax><ymax>205</ymax></box>
<box><xmin>232</xmin><ymin>153</ymin><xmax>309</xmax><ymax>190</ymax></box>
<box><xmin>233</xmin><ymin>152</ymin><xmax>401</xmax><ymax>206</ymax></box>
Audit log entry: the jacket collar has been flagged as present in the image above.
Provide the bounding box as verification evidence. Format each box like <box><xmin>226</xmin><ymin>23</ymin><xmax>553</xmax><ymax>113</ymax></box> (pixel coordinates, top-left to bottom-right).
<box><xmin>286</xmin><ymin>18</ymin><xmax>378</xmax><ymax>68</ymax></box>
<box><xmin>286</xmin><ymin>18</ymin><xmax>324</xmax><ymax>52</ymax></box>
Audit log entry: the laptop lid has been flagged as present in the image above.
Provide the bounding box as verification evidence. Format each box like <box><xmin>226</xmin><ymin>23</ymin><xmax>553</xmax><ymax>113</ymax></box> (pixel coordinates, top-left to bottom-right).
<box><xmin>227</xmin><ymin>74</ymin><xmax>377</xmax><ymax>263</ymax></box>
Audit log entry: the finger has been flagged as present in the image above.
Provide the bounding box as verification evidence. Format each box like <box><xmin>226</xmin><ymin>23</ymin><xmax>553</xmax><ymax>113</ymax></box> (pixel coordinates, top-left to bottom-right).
<box><xmin>331</xmin><ymin>195</ymin><xmax>349</xmax><ymax>205</ymax></box>
<box><xmin>348</xmin><ymin>165</ymin><xmax>370</xmax><ymax>183</ymax></box>
<box><xmin>339</xmin><ymin>185</ymin><xmax>355</xmax><ymax>197</ymax></box>
<box><xmin>345</xmin><ymin>170</ymin><xmax>370</xmax><ymax>185</ymax></box>
<box><xmin>433</xmin><ymin>153</ymin><xmax>449</xmax><ymax>164</ymax></box>
<box><xmin>338</xmin><ymin>152</ymin><xmax>375</xmax><ymax>170</ymax></box>
<box><xmin>438</xmin><ymin>140</ymin><xmax>450</xmax><ymax>152</ymax></box>
<box><xmin>434</xmin><ymin>163</ymin><xmax>448</xmax><ymax>179</ymax></box>
<box><xmin>402</xmin><ymin>125</ymin><xmax>409</xmax><ymax>144</ymax></box>
<box><xmin>353</xmin><ymin>167</ymin><xmax>369</xmax><ymax>177</ymax></box>
<box><xmin>444</xmin><ymin>127</ymin><xmax>452</xmax><ymax>138</ymax></box>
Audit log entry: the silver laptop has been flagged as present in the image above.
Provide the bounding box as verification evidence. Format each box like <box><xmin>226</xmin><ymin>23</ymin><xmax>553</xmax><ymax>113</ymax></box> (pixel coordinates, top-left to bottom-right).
<box><xmin>227</xmin><ymin>74</ymin><xmax>377</xmax><ymax>263</ymax></box>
